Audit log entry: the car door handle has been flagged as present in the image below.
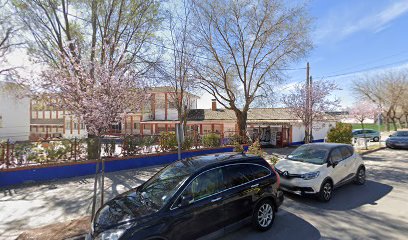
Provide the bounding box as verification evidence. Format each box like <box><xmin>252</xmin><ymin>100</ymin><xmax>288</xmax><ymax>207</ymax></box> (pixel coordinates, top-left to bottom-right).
<box><xmin>251</xmin><ymin>183</ymin><xmax>259</xmax><ymax>188</ymax></box>
<box><xmin>211</xmin><ymin>197</ymin><xmax>222</xmax><ymax>202</ymax></box>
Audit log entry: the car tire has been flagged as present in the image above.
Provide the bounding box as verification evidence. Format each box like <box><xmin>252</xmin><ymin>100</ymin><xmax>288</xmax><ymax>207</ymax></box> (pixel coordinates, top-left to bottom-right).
<box><xmin>252</xmin><ymin>199</ymin><xmax>275</xmax><ymax>231</ymax></box>
<box><xmin>354</xmin><ymin>167</ymin><xmax>366</xmax><ymax>185</ymax></box>
<box><xmin>373</xmin><ymin>137</ymin><xmax>379</xmax><ymax>142</ymax></box>
<box><xmin>318</xmin><ymin>180</ymin><xmax>333</xmax><ymax>202</ymax></box>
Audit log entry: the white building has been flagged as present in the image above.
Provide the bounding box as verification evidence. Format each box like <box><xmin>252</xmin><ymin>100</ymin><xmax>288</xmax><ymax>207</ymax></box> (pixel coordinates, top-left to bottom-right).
<box><xmin>0</xmin><ymin>82</ymin><xmax>30</xmax><ymax>141</ymax></box>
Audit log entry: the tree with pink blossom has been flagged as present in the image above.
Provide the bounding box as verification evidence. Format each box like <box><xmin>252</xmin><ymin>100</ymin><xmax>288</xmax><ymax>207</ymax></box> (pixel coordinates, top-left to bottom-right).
<box><xmin>282</xmin><ymin>79</ymin><xmax>340</xmax><ymax>143</ymax></box>
<box><xmin>349</xmin><ymin>101</ymin><xmax>380</xmax><ymax>149</ymax></box>
<box><xmin>349</xmin><ymin>101</ymin><xmax>379</xmax><ymax>130</ymax></box>
<box><xmin>41</xmin><ymin>43</ymin><xmax>148</xmax><ymax>138</ymax></box>
<box><xmin>39</xmin><ymin>42</ymin><xmax>149</xmax><ymax>218</ymax></box>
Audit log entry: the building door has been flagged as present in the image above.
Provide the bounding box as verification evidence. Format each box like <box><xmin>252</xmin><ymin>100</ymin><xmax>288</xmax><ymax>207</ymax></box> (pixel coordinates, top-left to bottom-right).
<box><xmin>281</xmin><ymin>126</ymin><xmax>290</xmax><ymax>147</ymax></box>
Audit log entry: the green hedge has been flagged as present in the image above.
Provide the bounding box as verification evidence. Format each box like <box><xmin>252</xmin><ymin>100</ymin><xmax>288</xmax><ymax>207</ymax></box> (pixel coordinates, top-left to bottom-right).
<box><xmin>202</xmin><ymin>133</ymin><xmax>221</xmax><ymax>148</ymax></box>
<box><xmin>159</xmin><ymin>132</ymin><xmax>178</xmax><ymax>151</ymax></box>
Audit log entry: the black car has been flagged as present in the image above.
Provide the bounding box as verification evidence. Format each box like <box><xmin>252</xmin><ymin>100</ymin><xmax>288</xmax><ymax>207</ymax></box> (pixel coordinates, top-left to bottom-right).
<box><xmin>386</xmin><ymin>130</ymin><xmax>408</xmax><ymax>149</ymax></box>
<box><xmin>87</xmin><ymin>153</ymin><xmax>283</xmax><ymax>240</ymax></box>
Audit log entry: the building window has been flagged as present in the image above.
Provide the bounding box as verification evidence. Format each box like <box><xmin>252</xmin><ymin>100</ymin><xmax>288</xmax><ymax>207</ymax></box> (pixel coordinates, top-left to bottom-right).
<box><xmin>134</xmin><ymin>123</ymin><xmax>140</xmax><ymax>130</ymax></box>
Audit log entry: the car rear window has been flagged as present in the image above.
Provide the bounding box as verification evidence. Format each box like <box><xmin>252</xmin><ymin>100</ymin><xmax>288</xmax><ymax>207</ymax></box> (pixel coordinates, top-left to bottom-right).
<box><xmin>394</xmin><ymin>131</ymin><xmax>408</xmax><ymax>137</ymax></box>
<box><xmin>223</xmin><ymin>164</ymin><xmax>270</xmax><ymax>189</ymax></box>
<box><xmin>183</xmin><ymin>168</ymin><xmax>224</xmax><ymax>202</ymax></box>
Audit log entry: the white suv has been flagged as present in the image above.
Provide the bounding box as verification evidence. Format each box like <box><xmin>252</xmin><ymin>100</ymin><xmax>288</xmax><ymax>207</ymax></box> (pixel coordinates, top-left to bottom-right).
<box><xmin>274</xmin><ymin>143</ymin><xmax>365</xmax><ymax>201</ymax></box>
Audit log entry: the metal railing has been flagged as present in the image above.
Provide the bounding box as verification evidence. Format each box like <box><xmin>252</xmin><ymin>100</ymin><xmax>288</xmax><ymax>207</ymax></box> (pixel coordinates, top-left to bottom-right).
<box><xmin>0</xmin><ymin>131</ymin><xmax>250</xmax><ymax>169</ymax></box>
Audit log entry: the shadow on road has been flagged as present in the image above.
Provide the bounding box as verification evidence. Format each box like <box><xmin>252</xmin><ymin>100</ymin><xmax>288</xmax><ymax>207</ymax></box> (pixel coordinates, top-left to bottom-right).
<box><xmin>220</xmin><ymin>209</ymin><xmax>320</xmax><ymax>240</ymax></box>
<box><xmin>284</xmin><ymin>180</ymin><xmax>392</xmax><ymax>211</ymax></box>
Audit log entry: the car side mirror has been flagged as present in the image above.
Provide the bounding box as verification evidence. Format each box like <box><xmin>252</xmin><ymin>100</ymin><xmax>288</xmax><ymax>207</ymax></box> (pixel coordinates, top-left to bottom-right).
<box><xmin>327</xmin><ymin>159</ymin><xmax>337</xmax><ymax>168</ymax></box>
<box><xmin>179</xmin><ymin>195</ymin><xmax>193</xmax><ymax>207</ymax></box>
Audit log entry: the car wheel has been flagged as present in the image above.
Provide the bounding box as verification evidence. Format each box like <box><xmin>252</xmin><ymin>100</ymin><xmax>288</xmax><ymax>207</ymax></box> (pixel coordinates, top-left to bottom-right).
<box><xmin>373</xmin><ymin>137</ymin><xmax>379</xmax><ymax>142</ymax></box>
<box><xmin>252</xmin><ymin>199</ymin><xmax>275</xmax><ymax>231</ymax></box>
<box><xmin>354</xmin><ymin>167</ymin><xmax>366</xmax><ymax>185</ymax></box>
<box><xmin>318</xmin><ymin>180</ymin><xmax>333</xmax><ymax>202</ymax></box>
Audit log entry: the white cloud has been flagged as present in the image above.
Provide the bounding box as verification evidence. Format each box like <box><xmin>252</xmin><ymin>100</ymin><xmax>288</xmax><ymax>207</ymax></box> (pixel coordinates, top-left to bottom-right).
<box><xmin>315</xmin><ymin>0</ymin><xmax>408</xmax><ymax>43</ymax></box>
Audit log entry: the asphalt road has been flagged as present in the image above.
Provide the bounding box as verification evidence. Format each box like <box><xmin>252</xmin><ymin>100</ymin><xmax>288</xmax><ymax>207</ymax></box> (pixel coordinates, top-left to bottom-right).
<box><xmin>220</xmin><ymin>148</ymin><xmax>408</xmax><ymax>240</ymax></box>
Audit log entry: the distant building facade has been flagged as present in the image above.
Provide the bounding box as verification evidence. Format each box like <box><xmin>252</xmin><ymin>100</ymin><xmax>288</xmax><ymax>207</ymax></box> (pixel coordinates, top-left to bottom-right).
<box><xmin>29</xmin><ymin>96</ymin><xmax>87</xmax><ymax>140</ymax></box>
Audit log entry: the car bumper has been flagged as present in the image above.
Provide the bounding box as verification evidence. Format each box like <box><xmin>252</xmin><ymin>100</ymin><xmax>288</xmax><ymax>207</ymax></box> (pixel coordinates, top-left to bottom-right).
<box><xmin>276</xmin><ymin>190</ymin><xmax>284</xmax><ymax>208</ymax></box>
<box><xmin>279</xmin><ymin>177</ymin><xmax>322</xmax><ymax>194</ymax></box>
<box><xmin>386</xmin><ymin>142</ymin><xmax>408</xmax><ymax>149</ymax></box>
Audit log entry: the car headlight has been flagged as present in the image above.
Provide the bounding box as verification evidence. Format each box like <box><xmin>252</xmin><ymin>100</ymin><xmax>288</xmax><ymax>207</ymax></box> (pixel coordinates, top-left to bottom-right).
<box><xmin>95</xmin><ymin>229</ymin><xmax>126</xmax><ymax>240</ymax></box>
<box><xmin>301</xmin><ymin>171</ymin><xmax>320</xmax><ymax>180</ymax></box>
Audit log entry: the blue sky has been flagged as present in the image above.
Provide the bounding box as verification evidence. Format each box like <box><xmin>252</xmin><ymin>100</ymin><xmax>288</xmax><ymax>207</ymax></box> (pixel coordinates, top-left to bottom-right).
<box><xmin>285</xmin><ymin>0</ymin><xmax>408</xmax><ymax>107</ymax></box>
<box><xmin>199</xmin><ymin>0</ymin><xmax>408</xmax><ymax>109</ymax></box>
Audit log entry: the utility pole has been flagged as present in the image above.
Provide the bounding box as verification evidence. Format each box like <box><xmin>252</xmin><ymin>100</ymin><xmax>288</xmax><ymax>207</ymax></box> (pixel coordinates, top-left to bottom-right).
<box><xmin>309</xmin><ymin>76</ymin><xmax>313</xmax><ymax>143</ymax></box>
<box><xmin>305</xmin><ymin>62</ymin><xmax>310</xmax><ymax>143</ymax></box>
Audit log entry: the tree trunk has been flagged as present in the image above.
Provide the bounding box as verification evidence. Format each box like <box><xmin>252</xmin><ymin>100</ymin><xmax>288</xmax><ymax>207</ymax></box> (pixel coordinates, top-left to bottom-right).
<box><xmin>385</xmin><ymin>116</ymin><xmax>390</xmax><ymax>131</ymax></box>
<box><xmin>235</xmin><ymin>110</ymin><xmax>248</xmax><ymax>143</ymax></box>
<box><xmin>304</xmin><ymin>123</ymin><xmax>310</xmax><ymax>144</ymax></box>
<box><xmin>405</xmin><ymin>114</ymin><xmax>408</xmax><ymax>128</ymax></box>
<box><xmin>87</xmin><ymin>135</ymin><xmax>100</xmax><ymax>160</ymax></box>
<box><xmin>392</xmin><ymin>118</ymin><xmax>398</xmax><ymax>131</ymax></box>
<box><xmin>361</xmin><ymin>121</ymin><xmax>367</xmax><ymax>150</ymax></box>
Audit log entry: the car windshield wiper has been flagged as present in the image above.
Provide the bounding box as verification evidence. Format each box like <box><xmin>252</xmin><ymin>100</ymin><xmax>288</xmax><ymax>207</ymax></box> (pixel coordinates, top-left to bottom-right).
<box><xmin>287</xmin><ymin>157</ymin><xmax>304</xmax><ymax>162</ymax></box>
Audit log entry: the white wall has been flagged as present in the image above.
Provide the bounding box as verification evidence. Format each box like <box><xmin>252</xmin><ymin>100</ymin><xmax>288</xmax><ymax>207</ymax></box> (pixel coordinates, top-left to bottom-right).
<box><xmin>291</xmin><ymin>121</ymin><xmax>336</xmax><ymax>143</ymax></box>
<box><xmin>0</xmin><ymin>86</ymin><xmax>30</xmax><ymax>141</ymax></box>
<box><xmin>341</xmin><ymin>117</ymin><xmax>374</xmax><ymax>124</ymax></box>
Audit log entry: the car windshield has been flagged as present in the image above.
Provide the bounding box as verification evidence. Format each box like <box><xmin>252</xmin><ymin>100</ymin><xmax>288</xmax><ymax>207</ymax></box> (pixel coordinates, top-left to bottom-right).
<box><xmin>139</xmin><ymin>161</ymin><xmax>192</xmax><ymax>209</ymax></box>
<box><xmin>287</xmin><ymin>145</ymin><xmax>329</xmax><ymax>164</ymax></box>
<box><xmin>393</xmin><ymin>131</ymin><xmax>408</xmax><ymax>137</ymax></box>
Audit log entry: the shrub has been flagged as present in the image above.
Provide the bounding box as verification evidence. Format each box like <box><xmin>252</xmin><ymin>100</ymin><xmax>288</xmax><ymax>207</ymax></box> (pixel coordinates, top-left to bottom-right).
<box><xmin>182</xmin><ymin>136</ymin><xmax>193</xmax><ymax>150</ymax></box>
<box><xmin>202</xmin><ymin>133</ymin><xmax>221</xmax><ymax>148</ymax></box>
<box><xmin>159</xmin><ymin>132</ymin><xmax>178</xmax><ymax>151</ymax></box>
<box><xmin>233</xmin><ymin>142</ymin><xmax>244</xmax><ymax>152</ymax></box>
<box><xmin>122</xmin><ymin>135</ymin><xmax>144</xmax><ymax>156</ymax></box>
<box><xmin>44</xmin><ymin>141</ymin><xmax>72</xmax><ymax>161</ymax></box>
<box><xmin>327</xmin><ymin>122</ymin><xmax>353</xmax><ymax>144</ymax></box>
<box><xmin>265</xmin><ymin>155</ymin><xmax>279</xmax><ymax>165</ymax></box>
<box><xmin>247</xmin><ymin>139</ymin><xmax>264</xmax><ymax>156</ymax></box>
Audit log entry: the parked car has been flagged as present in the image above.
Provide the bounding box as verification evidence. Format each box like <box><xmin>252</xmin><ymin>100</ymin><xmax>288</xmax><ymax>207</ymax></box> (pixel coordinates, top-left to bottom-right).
<box><xmin>87</xmin><ymin>153</ymin><xmax>283</xmax><ymax>240</ymax></box>
<box><xmin>274</xmin><ymin>143</ymin><xmax>365</xmax><ymax>202</ymax></box>
<box><xmin>386</xmin><ymin>130</ymin><xmax>408</xmax><ymax>149</ymax></box>
<box><xmin>352</xmin><ymin>129</ymin><xmax>380</xmax><ymax>142</ymax></box>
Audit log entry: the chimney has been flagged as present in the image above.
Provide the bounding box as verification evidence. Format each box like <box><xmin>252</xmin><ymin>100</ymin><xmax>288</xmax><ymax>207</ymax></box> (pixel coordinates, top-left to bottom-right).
<box><xmin>211</xmin><ymin>99</ymin><xmax>217</xmax><ymax>111</ymax></box>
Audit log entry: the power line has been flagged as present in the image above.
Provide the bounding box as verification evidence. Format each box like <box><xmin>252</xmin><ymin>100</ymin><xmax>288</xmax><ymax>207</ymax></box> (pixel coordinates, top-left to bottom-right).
<box><xmin>316</xmin><ymin>58</ymin><xmax>408</xmax><ymax>80</ymax></box>
<box><xmin>318</xmin><ymin>50</ymin><xmax>408</xmax><ymax>77</ymax></box>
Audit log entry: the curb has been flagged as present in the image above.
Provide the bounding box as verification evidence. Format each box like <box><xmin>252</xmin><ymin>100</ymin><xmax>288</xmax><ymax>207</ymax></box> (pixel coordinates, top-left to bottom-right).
<box><xmin>359</xmin><ymin>147</ymin><xmax>386</xmax><ymax>156</ymax></box>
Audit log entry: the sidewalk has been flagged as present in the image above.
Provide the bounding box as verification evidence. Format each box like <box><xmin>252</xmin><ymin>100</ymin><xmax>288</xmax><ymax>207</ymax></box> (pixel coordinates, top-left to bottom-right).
<box><xmin>0</xmin><ymin>165</ymin><xmax>162</xmax><ymax>240</ymax></box>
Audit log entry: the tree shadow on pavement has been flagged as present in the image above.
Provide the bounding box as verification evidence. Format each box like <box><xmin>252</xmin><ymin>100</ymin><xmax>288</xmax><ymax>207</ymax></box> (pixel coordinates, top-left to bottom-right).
<box><xmin>220</xmin><ymin>209</ymin><xmax>320</xmax><ymax>240</ymax></box>
<box><xmin>284</xmin><ymin>180</ymin><xmax>392</xmax><ymax>211</ymax></box>
<box><xmin>0</xmin><ymin>166</ymin><xmax>161</xmax><ymax>239</ymax></box>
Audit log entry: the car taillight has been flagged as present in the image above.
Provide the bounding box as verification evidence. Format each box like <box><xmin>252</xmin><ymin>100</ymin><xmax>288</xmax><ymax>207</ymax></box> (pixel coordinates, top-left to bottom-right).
<box><xmin>271</xmin><ymin>167</ymin><xmax>280</xmax><ymax>188</ymax></box>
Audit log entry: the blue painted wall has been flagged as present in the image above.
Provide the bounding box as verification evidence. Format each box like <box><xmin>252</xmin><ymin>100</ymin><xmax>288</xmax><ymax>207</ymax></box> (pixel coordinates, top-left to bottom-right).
<box><xmin>289</xmin><ymin>139</ymin><xmax>325</xmax><ymax>146</ymax></box>
<box><xmin>0</xmin><ymin>146</ymin><xmax>248</xmax><ymax>188</ymax></box>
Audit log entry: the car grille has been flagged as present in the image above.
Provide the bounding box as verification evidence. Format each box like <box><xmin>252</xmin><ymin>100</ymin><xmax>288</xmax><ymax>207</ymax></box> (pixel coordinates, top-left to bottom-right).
<box><xmin>274</xmin><ymin>167</ymin><xmax>302</xmax><ymax>179</ymax></box>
